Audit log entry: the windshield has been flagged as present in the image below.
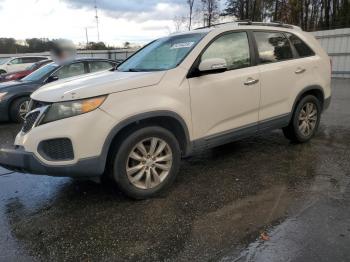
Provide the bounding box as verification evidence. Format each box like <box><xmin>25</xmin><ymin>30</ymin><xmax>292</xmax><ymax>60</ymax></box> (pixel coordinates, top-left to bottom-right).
<box><xmin>22</xmin><ymin>63</ymin><xmax>58</xmax><ymax>82</ymax></box>
<box><xmin>118</xmin><ymin>33</ymin><xmax>207</xmax><ymax>72</ymax></box>
<box><xmin>0</xmin><ymin>58</ymin><xmax>9</xmax><ymax>65</ymax></box>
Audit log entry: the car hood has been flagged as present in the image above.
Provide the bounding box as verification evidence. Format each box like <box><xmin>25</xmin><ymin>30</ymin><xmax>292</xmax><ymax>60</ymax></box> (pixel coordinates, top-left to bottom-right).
<box><xmin>31</xmin><ymin>70</ymin><xmax>166</xmax><ymax>102</ymax></box>
<box><xmin>0</xmin><ymin>80</ymin><xmax>41</xmax><ymax>92</ymax></box>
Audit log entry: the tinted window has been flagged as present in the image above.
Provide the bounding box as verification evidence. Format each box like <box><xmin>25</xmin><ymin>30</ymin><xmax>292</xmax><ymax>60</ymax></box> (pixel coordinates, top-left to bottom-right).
<box><xmin>54</xmin><ymin>62</ymin><xmax>85</xmax><ymax>79</ymax></box>
<box><xmin>201</xmin><ymin>32</ymin><xmax>250</xmax><ymax>70</ymax></box>
<box><xmin>21</xmin><ymin>57</ymin><xmax>38</xmax><ymax>63</ymax></box>
<box><xmin>89</xmin><ymin>61</ymin><xmax>114</xmax><ymax>73</ymax></box>
<box><xmin>254</xmin><ymin>32</ymin><xmax>293</xmax><ymax>63</ymax></box>
<box><xmin>286</xmin><ymin>33</ymin><xmax>314</xmax><ymax>57</ymax></box>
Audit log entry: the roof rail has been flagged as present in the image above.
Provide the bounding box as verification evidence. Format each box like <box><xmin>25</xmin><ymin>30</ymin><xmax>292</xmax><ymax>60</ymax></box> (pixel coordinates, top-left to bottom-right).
<box><xmin>194</xmin><ymin>20</ymin><xmax>299</xmax><ymax>30</ymax></box>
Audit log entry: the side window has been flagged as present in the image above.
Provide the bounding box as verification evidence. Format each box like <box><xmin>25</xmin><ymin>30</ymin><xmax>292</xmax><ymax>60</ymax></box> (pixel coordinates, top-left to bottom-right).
<box><xmin>89</xmin><ymin>61</ymin><xmax>114</xmax><ymax>73</ymax></box>
<box><xmin>201</xmin><ymin>32</ymin><xmax>250</xmax><ymax>70</ymax></box>
<box><xmin>35</xmin><ymin>57</ymin><xmax>47</xmax><ymax>62</ymax></box>
<box><xmin>9</xmin><ymin>58</ymin><xmax>21</xmax><ymax>64</ymax></box>
<box><xmin>54</xmin><ymin>62</ymin><xmax>85</xmax><ymax>79</ymax></box>
<box><xmin>21</xmin><ymin>57</ymin><xmax>37</xmax><ymax>64</ymax></box>
<box><xmin>286</xmin><ymin>33</ymin><xmax>315</xmax><ymax>57</ymax></box>
<box><xmin>254</xmin><ymin>31</ymin><xmax>293</xmax><ymax>63</ymax></box>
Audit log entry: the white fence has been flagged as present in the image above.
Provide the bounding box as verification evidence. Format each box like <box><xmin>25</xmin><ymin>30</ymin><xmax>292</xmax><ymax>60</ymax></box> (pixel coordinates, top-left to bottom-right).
<box><xmin>311</xmin><ymin>28</ymin><xmax>350</xmax><ymax>78</ymax></box>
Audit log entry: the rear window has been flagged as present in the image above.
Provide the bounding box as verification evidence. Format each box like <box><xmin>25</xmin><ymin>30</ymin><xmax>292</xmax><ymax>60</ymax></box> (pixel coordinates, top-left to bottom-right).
<box><xmin>254</xmin><ymin>31</ymin><xmax>293</xmax><ymax>63</ymax></box>
<box><xmin>286</xmin><ymin>33</ymin><xmax>315</xmax><ymax>57</ymax></box>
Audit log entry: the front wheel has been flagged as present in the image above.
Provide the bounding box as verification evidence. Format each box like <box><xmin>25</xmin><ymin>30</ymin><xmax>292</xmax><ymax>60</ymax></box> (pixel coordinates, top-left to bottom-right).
<box><xmin>283</xmin><ymin>95</ymin><xmax>321</xmax><ymax>143</ymax></box>
<box><xmin>10</xmin><ymin>97</ymin><xmax>31</xmax><ymax>123</ymax></box>
<box><xmin>110</xmin><ymin>126</ymin><xmax>181</xmax><ymax>199</ymax></box>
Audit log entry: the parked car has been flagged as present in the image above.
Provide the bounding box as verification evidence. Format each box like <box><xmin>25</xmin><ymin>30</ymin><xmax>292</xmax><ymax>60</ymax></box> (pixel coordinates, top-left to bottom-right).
<box><xmin>0</xmin><ymin>22</ymin><xmax>331</xmax><ymax>199</ymax></box>
<box><xmin>0</xmin><ymin>58</ymin><xmax>118</xmax><ymax>122</ymax></box>
<box><xmin>0</xmin><ymin>59</ymin><xmax>53</xmax><ymax>83</ymax></box>
<box><xmin>0</xmin><ymin>56</ymin><xmax>49</xmax><ymax>75</ymax></box>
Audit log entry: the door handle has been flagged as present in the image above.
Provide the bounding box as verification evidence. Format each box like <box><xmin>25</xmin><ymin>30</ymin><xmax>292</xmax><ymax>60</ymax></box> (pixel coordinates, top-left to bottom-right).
<box><xmin>295</xmin><ymin>68</ymin><xmax>306</xmax><ymax>74</ymax></box>
<box><xmin>244</xmin><ymin>78</ymin><xmax>259</xmax><ymax>86</ymax></box>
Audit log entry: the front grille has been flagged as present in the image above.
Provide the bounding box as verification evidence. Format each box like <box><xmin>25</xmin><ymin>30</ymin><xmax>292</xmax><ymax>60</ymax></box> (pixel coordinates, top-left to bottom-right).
<box><xmin>22</xmin><ymin>111</ymin><xmax>40</xmax><ymax>133</ymax></box>
<box><xmin>38</xmin><ymin>138</ymin><xmax>74</xmax><ymax>161</ymax></box>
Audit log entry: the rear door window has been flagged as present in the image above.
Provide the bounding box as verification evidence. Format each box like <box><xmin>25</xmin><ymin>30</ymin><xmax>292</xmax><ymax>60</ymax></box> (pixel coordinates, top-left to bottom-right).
<box><xmin>89</xmin><ymin>61</ymin><xmax>115</xmax><ymax>73</ymax></box>
<box><xmin>21</xmin><ymin>57</ymin><xmax>38</xmax><ymax>64</ymax></box>
<box><xmin>254</xmin><ymin>31</ymin><xmax>293</xmax><ymax>63</ymax></box>
<box><xmin>286</xmin><ymin>33</ymin><xmax>315</xmax><ymax>57</ymax></box>
<box><xmin>54</xmin><ymin>62</ymin><xmax>86</xmax><ymax>79</ymax></box>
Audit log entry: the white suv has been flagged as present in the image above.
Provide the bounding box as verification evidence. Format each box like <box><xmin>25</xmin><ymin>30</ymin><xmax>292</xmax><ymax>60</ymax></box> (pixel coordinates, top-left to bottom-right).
<box><xmin>0</xmin><ymin>56</ymin><xmax>49</xmax><ymax>74</ymax></box>
<box><xmin>0</xmin><ymin>22</ymin><xmax>331</xmax><ymax>199</ymax></box>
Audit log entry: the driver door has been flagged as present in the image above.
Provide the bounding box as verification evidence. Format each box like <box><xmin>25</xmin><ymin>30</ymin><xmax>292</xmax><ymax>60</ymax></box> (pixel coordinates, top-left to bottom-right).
<box><xmin>188</xmin><ymin>31</ymin><xmax>260</xmax><ymax>145</ymax></box>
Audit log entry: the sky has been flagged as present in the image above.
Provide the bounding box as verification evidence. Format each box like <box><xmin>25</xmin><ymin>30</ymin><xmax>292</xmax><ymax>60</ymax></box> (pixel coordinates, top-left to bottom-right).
<box><xmin>0</xmin><ymin>0</ymin><xmax>226</xmax><ymax>47</ymax></box>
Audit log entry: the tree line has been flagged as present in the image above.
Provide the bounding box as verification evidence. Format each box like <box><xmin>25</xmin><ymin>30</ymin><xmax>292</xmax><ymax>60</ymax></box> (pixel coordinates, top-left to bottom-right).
<box><xmin>183</xmin><ymin>0</ymin><xmax>350</xmax><ymax>31</ymax></box>
<box><xmin>0</xmin><ymin>38</ymin><xmax>128</xmax><ymax>54</ymax></box>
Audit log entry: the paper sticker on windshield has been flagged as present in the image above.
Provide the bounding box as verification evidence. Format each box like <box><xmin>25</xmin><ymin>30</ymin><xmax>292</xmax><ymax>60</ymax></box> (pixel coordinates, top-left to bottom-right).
<box><xmin>170</xmin><ymin>42</ymin><xmax>194</xmax><ymax>49</ymax></box>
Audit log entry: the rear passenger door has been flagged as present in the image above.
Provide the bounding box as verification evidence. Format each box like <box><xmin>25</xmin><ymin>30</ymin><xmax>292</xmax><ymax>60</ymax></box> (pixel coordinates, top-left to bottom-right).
<box><xmin>253</xmin><ymin>31</ymin><xmax>305</xmax><ymax>127</ymax></box>
<box><xmin>188</xmin><ymin>31</ymin><xmax>260</xmax><ymax>141</ymax></box>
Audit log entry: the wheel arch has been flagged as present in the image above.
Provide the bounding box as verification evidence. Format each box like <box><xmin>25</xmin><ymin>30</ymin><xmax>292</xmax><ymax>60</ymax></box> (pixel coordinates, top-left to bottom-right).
<box><xmin>291</xmin><ymin>85</ymin><xmax>325</xmax><ymax>116</ymax></box>
<box><xmin>101</xmin><ymin>111</ymin><xmax>192</xmax><ymax>172</ymax></box>
<box><xmin>7</xmin><ymin>93</ymin><xmax>32</xmax><ymax>119</ymax></box>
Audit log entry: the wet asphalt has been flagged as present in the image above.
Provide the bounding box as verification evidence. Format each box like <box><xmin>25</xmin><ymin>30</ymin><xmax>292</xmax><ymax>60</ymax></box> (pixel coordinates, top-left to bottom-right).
<box><xmin>0</xmin><ymin>78</ymin><xmax>349</xmax><ymax>262</ymax></box>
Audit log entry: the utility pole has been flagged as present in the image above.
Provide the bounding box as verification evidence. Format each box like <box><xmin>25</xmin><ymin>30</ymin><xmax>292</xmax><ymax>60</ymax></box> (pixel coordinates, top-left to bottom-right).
<box><xmin>94</xmin><ymin>0</ymin><xmax>100</xmax><ymax>41</ymax></box>
<box><xmin>85</xmin><ymin>27</ymin><xmax>89</xmax><ymax>48</ymax></box>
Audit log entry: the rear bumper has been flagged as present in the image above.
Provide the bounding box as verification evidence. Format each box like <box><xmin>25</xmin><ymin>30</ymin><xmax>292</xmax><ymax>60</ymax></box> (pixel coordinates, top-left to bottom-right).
<box><xmin>0</xmin><ymin>146</ymin><xmax>105</xmax><ymax>177</ymax></box>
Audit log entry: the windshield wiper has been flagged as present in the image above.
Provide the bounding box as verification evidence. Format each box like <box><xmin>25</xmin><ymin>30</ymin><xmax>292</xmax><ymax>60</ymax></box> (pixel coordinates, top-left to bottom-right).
<box><xmin>127</xmin><ymin>68</ymin><xmax>143</xmax><ymax>72</ymax></box>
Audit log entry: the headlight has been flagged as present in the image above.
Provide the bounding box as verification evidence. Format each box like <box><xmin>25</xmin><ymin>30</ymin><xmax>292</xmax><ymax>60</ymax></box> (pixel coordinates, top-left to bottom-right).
<box><xmin>41</xmin><ymin>95</ymin><xmax>107</xmax><ymax>124</ymax></box>
<box><xmin>0</xmin><ymin>92</ymin><xmax>7</xmax><ymax>101</ymax></box>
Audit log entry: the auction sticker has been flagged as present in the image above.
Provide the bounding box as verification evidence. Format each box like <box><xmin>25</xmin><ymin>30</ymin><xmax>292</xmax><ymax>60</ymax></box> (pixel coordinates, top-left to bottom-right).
<box><xmin>171</xmin><ymin>42</ymin><xmax>194</xmax><ymax>49</ymax></box>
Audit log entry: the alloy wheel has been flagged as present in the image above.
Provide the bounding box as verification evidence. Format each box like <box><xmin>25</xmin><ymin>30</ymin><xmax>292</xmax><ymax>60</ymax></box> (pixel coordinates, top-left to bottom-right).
<box><xmin>19</xmin><ymin>100</ymin><xmax>30</xmax><ymax>120</ymax></box>
<box><xmin>298</xmin><ymin>102</ymin><xmax>318</xmax><ymax>137</ymax></box>
<box><xmin>126</xmin><ymin>137</ymin><xmax>173</xmax><ymax>189</ymax></box>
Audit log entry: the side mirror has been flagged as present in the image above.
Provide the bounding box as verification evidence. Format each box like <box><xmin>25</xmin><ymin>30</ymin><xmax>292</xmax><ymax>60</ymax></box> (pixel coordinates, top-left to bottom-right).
<box><xmin>198</xmin><ymin>58</ymin><xmax>227</xmax><ymax>74</ymax></box>
<box><xmin>47</xmin><ymin>75</ymin><xmax>59</xmax><ymax>83</ymax></box>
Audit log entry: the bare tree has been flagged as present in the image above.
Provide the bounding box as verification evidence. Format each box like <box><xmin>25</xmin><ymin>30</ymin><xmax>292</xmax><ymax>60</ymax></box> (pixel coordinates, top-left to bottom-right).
<box><xmin>201</xmin><ymin>0</ymin><xmax>219</xmax><ymax>26</ymax></box>
<box><xmin>173</xmin><ymin>15</ymin><xmax>187</xmax><ymax>32</ymax></box>
<box><xmin>187</xmin><ymin>0</ymin><xmax>196</xmax><ymax>30</ymax></box>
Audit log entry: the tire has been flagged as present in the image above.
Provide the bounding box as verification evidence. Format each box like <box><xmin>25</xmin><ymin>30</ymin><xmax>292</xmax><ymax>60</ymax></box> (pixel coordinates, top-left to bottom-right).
<box><xmin>10</xmin><ymin>97</ymin><xmax>31</xmax><ymax>123</ymax></box>
<box><xmin>0</xmin><ymin>70</ymin><xmax>6</xmax><ymax>75</ymax></box>
<box><xmin>110</xmin><ymin>126</ymin><xmax>181</xmax><ymax>199</ymax></box>
<box><xmin>283</xmin><ymin>95</ymin><xmax>321</xmax><ymax>143</ymax></box>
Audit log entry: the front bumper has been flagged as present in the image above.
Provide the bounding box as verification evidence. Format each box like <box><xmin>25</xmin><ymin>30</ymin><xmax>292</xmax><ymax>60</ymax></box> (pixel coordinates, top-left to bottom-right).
<box><xmin>0</xmin><ymin>146</ymin><xmax>105</xmax><ymax>177</ymax></box>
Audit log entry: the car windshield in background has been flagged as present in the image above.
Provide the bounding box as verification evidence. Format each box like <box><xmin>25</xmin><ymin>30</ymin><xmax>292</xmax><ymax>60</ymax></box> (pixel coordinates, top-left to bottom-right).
<box><xmin>22</xmin><ymin>63</ymin><xmax>57</xmax><ymax>82</ymax></box>
<box><xmin>0</xmin><ymin>58</ymin><xmax>8</xmax><ymax>65</ymax></box>
<box><xmin>118</xmin><ymin>33</ymin><xmax>207</xmax><ymax>72</ymax></box>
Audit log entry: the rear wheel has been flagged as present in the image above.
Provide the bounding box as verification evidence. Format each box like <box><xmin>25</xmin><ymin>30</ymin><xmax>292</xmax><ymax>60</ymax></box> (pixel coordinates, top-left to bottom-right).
<box><xmin>283</xmin><ymin>95</ymin><xmax>321</xmax><ymax>143</ymax></box>
<box><xmin>10</xmin><ymin>97</ymin><xmax>31</xmax><ymax>123</ymax></box>
<box><xmin>110</xmin><ymin>126</ymin><xmax>181</xmax><ymax>199</ymax></box>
